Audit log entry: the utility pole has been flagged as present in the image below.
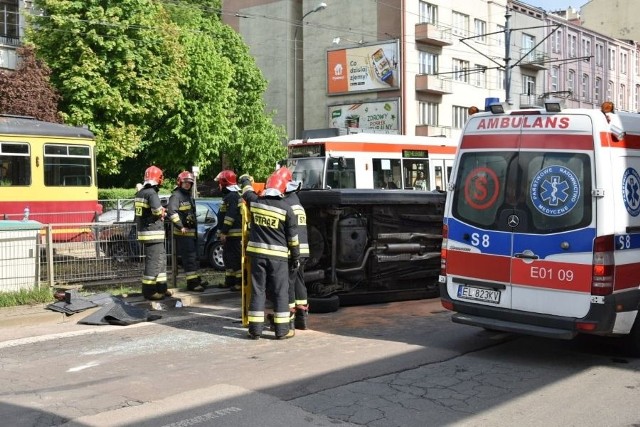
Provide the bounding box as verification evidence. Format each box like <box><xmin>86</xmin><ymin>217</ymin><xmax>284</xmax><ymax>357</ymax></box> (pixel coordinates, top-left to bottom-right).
<box><xmin>504</xmin><ymin>8</ymin><xmax>513</xmax><ymax>106</ymax></box>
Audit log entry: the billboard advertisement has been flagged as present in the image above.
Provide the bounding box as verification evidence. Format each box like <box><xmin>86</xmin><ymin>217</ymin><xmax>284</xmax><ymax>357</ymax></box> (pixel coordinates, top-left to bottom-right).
<box><xmin>327</xmin><ymin>41</ymin><xmax>400</xmax><ymax>95</ymax></box>
<box><xmin>329</xmin><ymin>99</ymin><xmax>399</xmax><ymax>133</ymax></box>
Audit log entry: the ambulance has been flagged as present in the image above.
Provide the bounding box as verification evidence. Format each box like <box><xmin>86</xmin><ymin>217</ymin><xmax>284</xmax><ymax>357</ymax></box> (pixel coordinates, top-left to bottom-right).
<box><xmin>439</xmin><ymin>100</ymin><xmax>640</xmax><ymax>354</ymax></box>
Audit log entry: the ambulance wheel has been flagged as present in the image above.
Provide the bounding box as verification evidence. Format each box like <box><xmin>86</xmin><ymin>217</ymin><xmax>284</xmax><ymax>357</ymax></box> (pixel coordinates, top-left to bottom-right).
<box><xmin>308</xmin><ymin>295</ymin><xmax>340</xmax><ymax>314</ymax></box>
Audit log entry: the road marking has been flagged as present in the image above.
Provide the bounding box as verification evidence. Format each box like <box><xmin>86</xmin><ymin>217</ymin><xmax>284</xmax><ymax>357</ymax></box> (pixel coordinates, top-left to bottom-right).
<box><xmin>67</xmin><ymin>361</ymin><xmax>100</xmax><ymax>372</ymax></box>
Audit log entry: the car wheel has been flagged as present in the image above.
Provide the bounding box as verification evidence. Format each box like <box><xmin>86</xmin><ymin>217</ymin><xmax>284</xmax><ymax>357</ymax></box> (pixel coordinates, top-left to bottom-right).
<box><xmin>106</xmin><ymin>239</ymin><xmax>129</xmax><ymax>263</ymax></box>
<box><xmin>308</xmin><ymin>295</ymin><xmax>340</xmax><ymax>314</ymax></box>
<box><xmin>207</xmin><ymin>241</ymin><xmax>225</xmax><ymax>270</ymax></box>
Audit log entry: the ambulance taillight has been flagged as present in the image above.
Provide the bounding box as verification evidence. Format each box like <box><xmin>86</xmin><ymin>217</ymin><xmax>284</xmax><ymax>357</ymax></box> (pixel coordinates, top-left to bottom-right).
<box><xmin>591</xmin><ymin>235</ymin><xmax>614</xmax><ymax>296</ymax></box>
<box><xmin>440</xmin><ymin>224</ymin><xmax>448</xmax><ymax>277</ymax></box>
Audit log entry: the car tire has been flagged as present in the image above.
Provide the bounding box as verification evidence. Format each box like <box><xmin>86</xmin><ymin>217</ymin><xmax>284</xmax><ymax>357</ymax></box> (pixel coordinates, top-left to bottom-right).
<box><xmin>308</xmin><ymin>295</ymin><xmax>340</xmax><ymax>314</ymax></box>
<box><xmin>207</xmin><ymin>241</ymin><xmax>225</xmax><ymax>271</ymax></box>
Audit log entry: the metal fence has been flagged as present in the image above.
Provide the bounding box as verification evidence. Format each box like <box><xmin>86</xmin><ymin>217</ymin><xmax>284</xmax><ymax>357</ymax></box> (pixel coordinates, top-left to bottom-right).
<box><xmin>0</xmin><ymin>219</ymin><xmax>182</xmax><ymax>293</ymax></box>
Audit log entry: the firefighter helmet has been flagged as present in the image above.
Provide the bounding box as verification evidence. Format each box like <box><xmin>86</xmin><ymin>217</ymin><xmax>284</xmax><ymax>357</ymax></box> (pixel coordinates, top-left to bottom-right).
<box><xmin>275</xmin><ymin>166</ymin><xmax>293</xmax><ymax>182</ymax></box>
<box><xmin>264</xmin><ymin>172</ymin><xmax>287</xmax><ymax>197</ymax></box>
<box><xmin>214</xmin><ymin>170</ymin><xmax>237</xmax><ymax>189</ymax></box>
<box><xmin>143</xmin><ymin>165</ymin><xmax>164</xmax><ymax>186</ymax></box>
<box><xmin>177</xmin><ymin>171</ymin><xmax>194</xmax><ymax>186</ymax></box>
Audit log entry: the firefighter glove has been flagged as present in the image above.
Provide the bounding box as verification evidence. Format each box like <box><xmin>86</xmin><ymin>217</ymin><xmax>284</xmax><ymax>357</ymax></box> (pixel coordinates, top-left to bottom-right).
<box><xmin>289</xmin><ymin>258</ymin><xmax>300</xmax><ymax>272</ymax></box>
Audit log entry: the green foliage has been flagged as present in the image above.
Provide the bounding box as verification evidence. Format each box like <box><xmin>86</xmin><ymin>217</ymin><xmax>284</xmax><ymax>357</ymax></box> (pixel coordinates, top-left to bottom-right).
<box><xmin>26</xmin><ymin>0</ymin><xmax>286</xmax><ymax>184</ymax></box>
<box><xmin>26</xmin><ymin>0</ymin><xmax>186</xmax><ymax>174</ymax></box>
<box><xmin>0</xmin><ymin>45</ymin><xmax>61</xmax><ymax>122</ymax></box>
<box><xmin>98</xmin><ymin>187</ymin><xmax>138</xmax><ymax>201</ymax></box>
<box><xmin>0</xmin><ymin>287</ymin><xmax>54</xmax><ymax>308</ymax></box>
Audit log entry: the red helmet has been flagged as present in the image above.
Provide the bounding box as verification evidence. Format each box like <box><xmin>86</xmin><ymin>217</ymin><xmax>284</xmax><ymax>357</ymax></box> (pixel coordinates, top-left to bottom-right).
<box><xmin>215</xmin><ymin>170</ymin><xmax>237</xmax><ymax>188</ymax></box>
<box><xmin>275</xmin><ymin>166</ymin><xmax>292</xmax><ymax>182</ymax></box>
<box><xmin>177</xmin><ymin>171</ymin><xmax>194</xmax><ymax>186</ymax></box>
<box><xmin>144</xmin><ymin>165</ymin><xmax>164</xmax><ymax>186</ymax></box>
<box><xmin>264</xmin><ymin>172</ymin><xmax>287</xmax><ymax>197</ymax></box>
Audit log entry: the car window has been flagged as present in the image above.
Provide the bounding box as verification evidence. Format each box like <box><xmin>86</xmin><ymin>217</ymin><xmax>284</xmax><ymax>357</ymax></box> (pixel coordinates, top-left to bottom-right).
<box><xmin>196</xmin><ymin>204</ymin><xmax>217</xmax><ymax>226</ymax></box>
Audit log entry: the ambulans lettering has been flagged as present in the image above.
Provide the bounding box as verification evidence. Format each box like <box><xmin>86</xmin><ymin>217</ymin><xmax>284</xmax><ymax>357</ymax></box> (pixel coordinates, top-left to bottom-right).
<box><xmin>476</xmin><ymin>116</ymin><xmax>570</xmax><ymax>130</ymax></box>
<box><xmin>622</xmin><ymin>167</ymin><xmax>640</xmax><ymax>217</ymax></box>
<box><xmin>253</xmin><ymin>213</ymin><xmax>279</xmax><ymax>228</ymax></box>
<box><xmin>530</xmin><ymin>166</ymin><xmax>580</xmax><ymax>216</ymax></box>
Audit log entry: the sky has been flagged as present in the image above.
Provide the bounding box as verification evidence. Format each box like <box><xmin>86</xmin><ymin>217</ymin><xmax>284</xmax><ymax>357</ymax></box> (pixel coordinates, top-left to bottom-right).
<box><xmin>519</xmin><ymin>0</ymin><xmax>585</xmax><ymax>11</ymax></box>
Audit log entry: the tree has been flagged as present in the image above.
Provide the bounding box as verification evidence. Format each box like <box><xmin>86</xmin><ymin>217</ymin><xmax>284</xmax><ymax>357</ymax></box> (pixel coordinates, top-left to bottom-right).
<box><xmin>26</xmin><ymin>0</ymin><xmax>186</xmax><ymax>174</ymax></box>
<box><xmin>0</xmin><ymin>45</ymin><xmax>60</xmax><ymax>122</ymax></box>
<box><xmin>150</xmin><ymin>0</ymin><xmax>287</xmax><ymax>182</ymax></box>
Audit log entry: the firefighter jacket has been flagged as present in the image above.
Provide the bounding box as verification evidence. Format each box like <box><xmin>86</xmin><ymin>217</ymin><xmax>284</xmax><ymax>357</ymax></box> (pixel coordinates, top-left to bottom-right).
<box><xmin>217</xmin><ymin>189</ymin><xmax>243</xmax><ymax>238</ymax></box>
<box><xmin>242</xmin><ymin>189</ymin><xmax>300</xmax><ymax>262</ymax></box>
<box><xmin>135</xmin><ymin>186</ymin><xmax>165</xmax><ymax>243</ymax></box>
<box><xmin>167</xmin><ymin>187</ymin><xmax>197</xmax><ymax>238</ymax></box>
<box><xmin>284</xmin><ymin>192</ymin><xmax>309</xmax><ymax>258</ymax></box>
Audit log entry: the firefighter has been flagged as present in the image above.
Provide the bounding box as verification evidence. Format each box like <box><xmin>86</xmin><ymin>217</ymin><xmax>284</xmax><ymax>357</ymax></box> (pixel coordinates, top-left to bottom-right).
<box><xmin>214</xmin><ymin>170</ymin><xmax>243</xmax><ymax>291</ymax></box>
<box><xmin>167</xmin><ymin>171</ymin><xmax>208</xmax><ymax>292</ymax></box>
<box><xmin>239</xmin><ymin>172</ymin><xmax>300</xmax><ymax>340</ymax></box>
<box><xmin>135</xmin><ymin>165</ymin><xmax>169</xmax><ymax>301</ymax></box>
<box><xmin>275</xmin><ymin>167</ymin><xmax>310</xmax><ymax>330</ymax></box>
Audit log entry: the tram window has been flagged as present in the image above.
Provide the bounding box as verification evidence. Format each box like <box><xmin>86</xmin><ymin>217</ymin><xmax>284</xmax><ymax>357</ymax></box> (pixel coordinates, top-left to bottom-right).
<box><xmin>402</xmin><ymin>160</ymin><xmax>430</xmax><ymax>190</ymax></box>
<box><xmin>44</xmin><ymin>143</ymin><xmax>92</xmax><ymax>187</ymax></box>
<box><xmin>373</xmin><ymin>158</ymin><xmax>401</xmax><ymax>189</ymax></box>
<box><xmin>0</xmin><ymin>142</ymin><xmax>30</xmax><ymax>186</ymax></box>
<box><xmin>326</xmin><ymin>157</ymin><xmax>356</xmax><ymax>189</ymax></box>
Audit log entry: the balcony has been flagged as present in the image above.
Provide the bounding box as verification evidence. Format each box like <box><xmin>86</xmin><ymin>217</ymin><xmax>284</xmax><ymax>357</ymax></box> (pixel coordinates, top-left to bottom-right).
<box><xmin>519</xmin><ymin>94</ymin><xmax>543</xmax><ymax>108</ymax></box>
<box><xmin>415</xmin><ymin>75</ymin><xmax>452</xmax><ymax>95</ymax></box>
<box><xmin>517</xmin><ymin>49</ymin><xmax>549</xmax><ymax>71</ymax></box>
<box><xmin>415</xmin><ymin>23</ymin><xmax>453</xmax><ymax>46</ymax></box>
<box><xmin>415</xmin><ymin>125</ymin><xmax>451</xmax><ymax>137</ymax></box>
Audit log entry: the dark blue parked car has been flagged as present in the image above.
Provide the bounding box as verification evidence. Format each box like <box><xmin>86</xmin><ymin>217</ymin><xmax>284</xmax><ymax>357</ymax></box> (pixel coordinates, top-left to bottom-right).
<box><xmin>98</xmin><ymin>198</ymin><xmax>224</xmax><ymax>270</ymax></box>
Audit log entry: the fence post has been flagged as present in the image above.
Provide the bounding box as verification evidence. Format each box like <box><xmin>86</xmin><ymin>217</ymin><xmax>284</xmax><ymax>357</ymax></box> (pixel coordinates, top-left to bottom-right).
<box><xmin>46</xmin><ymin>225</ymin><xmax>55</xmax><ymax>287</ymax></box>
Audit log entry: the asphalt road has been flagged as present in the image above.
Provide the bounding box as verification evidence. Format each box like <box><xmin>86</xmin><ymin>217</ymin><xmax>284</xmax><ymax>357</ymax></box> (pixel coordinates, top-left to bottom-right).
<box><xmin>0</xmin><ymin>295</ymin><xmax>639</xmax><ymax>426</ymax></box>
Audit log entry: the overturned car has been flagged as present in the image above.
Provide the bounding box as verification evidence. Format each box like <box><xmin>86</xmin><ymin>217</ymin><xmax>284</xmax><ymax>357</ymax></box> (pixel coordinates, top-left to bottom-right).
<box><xmin>298</xmin><ymin>189</ymin><xmax>446</xmax><ymax>312</ymax></box>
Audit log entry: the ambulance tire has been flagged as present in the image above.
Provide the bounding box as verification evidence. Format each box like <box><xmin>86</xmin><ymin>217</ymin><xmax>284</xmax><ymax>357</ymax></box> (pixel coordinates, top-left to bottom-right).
<box><xmin>625</xmin><ymin>318</ymin><xmax>640</xmax><ymax>357</ymax></box>
<box><xmin>308</xmin><ymin>295</ymin><xmax>340</xmax><ymax>314</ymax></box>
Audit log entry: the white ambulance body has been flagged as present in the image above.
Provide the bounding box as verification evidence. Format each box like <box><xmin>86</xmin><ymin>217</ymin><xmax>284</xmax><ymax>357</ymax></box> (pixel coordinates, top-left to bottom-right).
<box><xmin>439</xmin><ymin>101</ymin><xmax>640</xmax><ymax>353</ymax></box>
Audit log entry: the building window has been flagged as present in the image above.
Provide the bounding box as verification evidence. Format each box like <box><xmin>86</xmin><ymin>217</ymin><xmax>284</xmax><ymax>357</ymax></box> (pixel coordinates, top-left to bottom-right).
<box><xmin>582</xmin><ymin>38</ymin><xmax>591</xmax><ymax>61</ymax></box>
<box><xmin>419</xmin><ymin>102</ymin><xmax>439</xmax><ymax>126</ymax></box>
<box><xmin>635</xmin><ymin>85</ymin><xmax>640</xmax><ymax>111</ymax></box>
<box><xmin>419</xmin><ymin>1</ymin><xmax>437</xmax><ymax>25</ymax></box>
<box><xmin>568</xmin><ymin>70</ymin><xmax>575</xmax><ymax>96</ymax></box>
<box><xmin>620</xmin><ymin>84</ymin><xmax>626</xmax><ymax>110</ymax></box>
<box><xmin>595</xmin><ymin>78</ymin><xmax>602</xmax><ymax>103</ymax></box>
<box><xmin>551</xmin><ymin>29</ymin><xmax>562</xmax><ymax>54</ymax></box>
<box><xmin>474</xmin><ymin>19</ymin><xmax>486</xmax><ymax>43</ymax></box>
<box><xmin>419</xmin><ymin>51</ymin><xmax>438</xmax><ymax>75</ymax></box>
<box><xmin>496</xmin><ymin>25</ymin><xmax>504</xmax><ymax>47</ymax></box>
<box><xmin>568</xmin><ymin>33</ymin><xmax>577</xmax><ymax>58</ymax></box>
<box><xmin>522</xmin><ymin>33</ymin><xmax>535</xmax><ymax>61</ymax></box>
<box><xmin>0</xmin><ymin>0</ymin><xmax>19</xmax><ymax>42</ymax></box>
<box><xmin>452</xmin><ymin>11</ymin><xmax>469</xmax><ymax>37</ymax></box>
<box><xmin>497</xmin><ymin>69</ymin><xmax>505</xmax><ymax>90</ymax></box>
<box><xmin>551</xmin><ymin>66</ymin><xmax>559</xmax><ymax>92</ymax></box>
<box><xmin>452</xmin><ymin>58</ymin><xmax>469</xmax><ymax>82</ymax></box>
<box><xmin>607</xmin><ymin>80</ymin><xmax>614</xmax><ymax>101</ymax></box>
<box><xmin>595</xmin><ymin>44</ymin><xmax>603</xmax><ymax>67</ymax></box>
<box><xmin>620</xmin><ymin>52</ymin><xmax>628</xmax><ymax>74</ymax></box>
<box><xmin>581</xmin><ymin>74</ymin><xmax>590</xmax><ymax>101</ymax></box>
<box><xmin>473</xmin><ymin>64</ymin><xmax>486</xmax><ymax>87</ymax></box>
<box><xmin>608</xmin><ymin>48</ymin><xmax>616</xmax><ymax>71</ymax></box>
<box><xmin>522</xmin><ymin>75</ymin><xmax>536</xmax><ymax>96</ymax></box>
<box><xmin>452</xmin><ymin>105</ymin><xmax>468</xmax><ymax>129</ymax></box>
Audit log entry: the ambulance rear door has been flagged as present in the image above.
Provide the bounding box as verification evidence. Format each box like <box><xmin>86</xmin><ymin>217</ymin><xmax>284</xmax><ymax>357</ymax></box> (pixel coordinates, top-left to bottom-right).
<box><xmin>446</xmin><ymin>113</ymin><xmax>595</xmax><ymax>318</ymax></box>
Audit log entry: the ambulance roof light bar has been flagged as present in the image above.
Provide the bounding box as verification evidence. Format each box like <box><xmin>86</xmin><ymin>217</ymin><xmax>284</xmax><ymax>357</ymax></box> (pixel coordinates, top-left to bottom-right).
<box><xmin>544</xmin><ymin>98</ymin><xmax>562</xmax><ymax>113</ymax></box>
<box><xmin>489</xmin><ymin>103</ymin><xmax>506</xmax><ymax>114</ymax></box>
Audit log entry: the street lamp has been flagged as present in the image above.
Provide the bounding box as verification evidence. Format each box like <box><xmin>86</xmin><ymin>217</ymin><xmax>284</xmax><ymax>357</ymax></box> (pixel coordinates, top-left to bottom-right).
<box><xmin>293</xmin><ymin>2</ymin><xmax>327</xmax><ymax>139</ymax></box>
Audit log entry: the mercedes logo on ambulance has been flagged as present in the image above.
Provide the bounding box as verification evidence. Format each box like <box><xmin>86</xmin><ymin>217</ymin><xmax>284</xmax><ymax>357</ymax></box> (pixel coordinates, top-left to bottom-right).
<box><xmin>507</xmin><ymin>214</ymin><xmax>520</xmax><ymax>228</ymax></box>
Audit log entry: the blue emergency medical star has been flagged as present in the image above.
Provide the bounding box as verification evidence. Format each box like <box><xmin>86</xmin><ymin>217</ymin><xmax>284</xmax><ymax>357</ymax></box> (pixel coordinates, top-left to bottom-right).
<box><xmin>626</xmin><ymin>176</ymin><xmax>640</xmax><ymax>208</ymax></box>
<box><xmin>540</xmin><ymin>176</ymin><xmax>569</xmax><ymax>206</ymax></box>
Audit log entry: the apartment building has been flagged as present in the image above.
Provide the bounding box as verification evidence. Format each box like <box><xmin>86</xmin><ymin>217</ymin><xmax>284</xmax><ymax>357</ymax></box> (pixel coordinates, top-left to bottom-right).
<box><xmin>0</xmin><ymin>0</ymin><xmax>21</xmax><ymax>69</ymax></box>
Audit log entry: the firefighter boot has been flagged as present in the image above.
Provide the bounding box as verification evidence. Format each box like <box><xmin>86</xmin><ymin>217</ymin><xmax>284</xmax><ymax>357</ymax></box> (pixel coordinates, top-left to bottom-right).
<box><xmin>143</xmin><ymin>283</ymin><xmax>165</xmax><ymax>301</ymax></box>
<box><xmin>157</xmin><ymin>281</ymin><xmax>172</xmax><ymax>297</ymax></box>
<box><xmin>187</xmin><ymin>278</ymin><xmax>205</xmax><ymax>292</ymax></box>
<box><xmin>294</xmin><ymin>305</ymin><xmax>309</xmax><ymax>330</ymax></box>
<box><xmin>276</xmin><ymin>311</ymin><xmax>296</xmax><ymax>340</ymax></box>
